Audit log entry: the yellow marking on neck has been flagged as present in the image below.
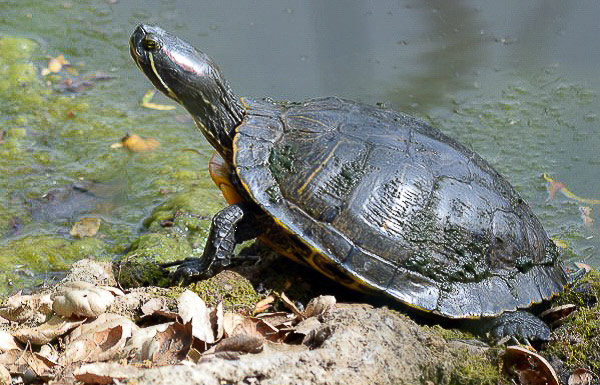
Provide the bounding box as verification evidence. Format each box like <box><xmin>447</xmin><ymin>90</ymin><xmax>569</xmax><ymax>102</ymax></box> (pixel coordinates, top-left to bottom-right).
<box><xmin>298</xmin><ymin>141</ymin><xmax>341</xmax><ymax>195</ymax></box>
<box><xmin>148</xmin><ymin>52</ymin><xmax>178</xmax><ymax>101</ymax></box>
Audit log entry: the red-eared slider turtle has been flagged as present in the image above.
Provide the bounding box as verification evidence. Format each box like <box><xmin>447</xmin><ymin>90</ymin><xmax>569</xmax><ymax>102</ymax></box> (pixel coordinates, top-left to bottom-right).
<box><xmin>130</xmin><ymin>25</ymin><xmax>572</xmax><ymax>342</ymax></box>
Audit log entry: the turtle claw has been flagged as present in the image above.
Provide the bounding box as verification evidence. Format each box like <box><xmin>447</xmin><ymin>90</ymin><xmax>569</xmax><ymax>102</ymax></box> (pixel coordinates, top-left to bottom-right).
<box><xmin>486</xmin><ymin>311</ymin><xmax>550</xmax><ymax>344</ymax></box>
<box><xmin>161</xmin><ymin>257</ymin><xmax>206</xmax><ymax>285</ymax></box>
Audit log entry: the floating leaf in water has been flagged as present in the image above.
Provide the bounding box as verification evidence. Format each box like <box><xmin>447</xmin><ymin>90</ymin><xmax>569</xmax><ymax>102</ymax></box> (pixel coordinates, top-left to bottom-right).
<box><xmin>110</xmin><ymin>133</ymin><xmax>160</xmax><ymax>152</ymax></box>
<box><xmin>543</xmin><ymin>174</ymin><xmax>600</xmax><ymax>205</ymax></box>
<box><xmin>70</xmin><ymin>217</ymin><xmax>101</xmax><ymax>238</ymax></box>
<box><xmin>141</xmin><ymin>89</ymin><xmax>176</xmax><ymax>110</ymax></box>
<box><xmin>63</xmin><ymin>71</ymin><xmax>114</xmax><ymax>93</ymax></box>
<box><xmin>578</xmin><ymin>206</ymin><xmax>593</xmax><ymax>227</ymax></box>
<box><xmin>41</xmin><ymin>54</ymin><xmax>69</xmax><ymax>76</ymax></box>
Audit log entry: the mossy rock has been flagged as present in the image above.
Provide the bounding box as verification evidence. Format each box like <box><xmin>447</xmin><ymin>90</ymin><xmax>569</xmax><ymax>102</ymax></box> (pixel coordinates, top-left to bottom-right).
<box><xmin>546</xmin><ymin>270</ymin><xmax>600</xmax><ymax>374</ymax></box>
<box><xmin>114</xmin><ymin>233</ymin><xmax>190</xmax><ymax>288</ymax></box>
<box><xmin>189</xmin><ymin>270</ymin><xmax>260</xmax><ymax>314</ymax></box>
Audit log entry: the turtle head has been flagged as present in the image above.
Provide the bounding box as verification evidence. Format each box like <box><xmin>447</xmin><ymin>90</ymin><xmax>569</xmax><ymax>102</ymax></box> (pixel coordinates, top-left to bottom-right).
<box><xmin>130</xmin><ymin>24</ymin><xmax>244</xmax><ymax>161</ymax></box>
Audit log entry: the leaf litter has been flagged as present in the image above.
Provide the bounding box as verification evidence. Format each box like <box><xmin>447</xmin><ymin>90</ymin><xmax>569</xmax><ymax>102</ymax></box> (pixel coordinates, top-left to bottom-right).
<box><xmin>0</xmin><ymin>279</ymin><xmax>341</xmax><ymax>384</ymax></box>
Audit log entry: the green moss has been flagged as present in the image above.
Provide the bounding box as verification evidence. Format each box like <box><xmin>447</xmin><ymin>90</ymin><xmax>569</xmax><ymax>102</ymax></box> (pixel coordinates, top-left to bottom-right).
<box><xmin>114</xmin><ymin>233</ymin><xmax>191</xmax><ymax>288</ymax></box>
<box><xmin>446</xmin><ymin>350</ymin><xmax>502</xmax><ymax>385</ymax></box>
<box><xmin>0</xmin><ymin>235</ymin><xmax>108</xmax><ymax>271</ymax></box>
<box><xmin>144</xmin><ymin>187</ymin><xmax>222</xmax><ymax>231</ymax></box>
<box><xmin>189</xmin><ymin>270</ymin><xmax>260</xmax><ymax>314</ymax></box>
<box><xmin>425</xmin><ymin>324</ymin><xmax>477</xmax><ymax>341</ymax></box>
<box><xmin>545</xmin><ymin>271</ymin><xmax>600</xmax><ymax>373</ymax></box>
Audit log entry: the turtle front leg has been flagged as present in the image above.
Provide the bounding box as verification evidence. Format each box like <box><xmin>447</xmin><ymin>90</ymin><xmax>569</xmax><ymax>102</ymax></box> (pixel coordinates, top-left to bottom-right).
<box><xmin>162</xmin><ymin>203</ymin><xmax>264</xmax><ymax>285</ymax></box>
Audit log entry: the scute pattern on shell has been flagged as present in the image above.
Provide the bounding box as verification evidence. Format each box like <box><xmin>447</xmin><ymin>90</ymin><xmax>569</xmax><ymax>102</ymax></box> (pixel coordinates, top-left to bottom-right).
<box><xmin>234</xmin><ymin>97</ymin><xmax>566</xmax><ymax>318</ymax></box>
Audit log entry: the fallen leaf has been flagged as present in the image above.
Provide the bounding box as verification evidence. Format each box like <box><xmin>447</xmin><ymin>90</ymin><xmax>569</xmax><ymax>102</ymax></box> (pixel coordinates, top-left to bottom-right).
<box><xmin>13</xmin><ymin>315</ymin><xmax>85</xmax><ymax>345</ymax></box>
<box><xmin>280</xmin><ymin>292</ymin><xmax>303</xmax><ymax>318</ymax></box>
<box><xmin>502</xmin><ymin>345</ymin><xmax>559</xmax><ymax>385</ymax></box>
<box><xmin>222</xmin><ymin>313</ymin><xmax>280</xmax><ymax>342</ymax></box>
<box><xmin>303</xmin><ymin>296</ymin><xmax>336</xmax><ymax>319</ymax></box>
<box><xmin>579</xmin><ymin>206</ymin><xmax>593</xmax><ymax>227</ymax></box>
<box><xmin>63</xmin><ymin>71</ymin><xmax>114</xmax><ymax>93</ymax></box>
<box><xmin>140</xmin><ymin>298</ymin><xmax>166</xmax><ymax>316</ymax></box>
<box><xmin>74</xmin><ymin>362</ymin><xmax>146</xmax><ymax>384</ymax></box>
<box><xmin>0</xmin><ymin>292</ymin><xmax>53</xmax><ymax>324</ymax></box>
<box><xmin>52</xmin><ymin>281</ymin><xmax>116</xmax><ymax>318</ymax></box>
<box><xmin>539</xmin><ymin>304</ymin><xmax>577</xmax><ymax>328</ymax></box>
<box><xmin>64</xmin><ymin>313</ymin><xmax>138</xmax><ymax>345</ymax></box>
<box><xmin>0</xmin><ymin>364</ymin><xmax>10</xmax><ymax>385</ymax></box>
<box><xmin>178</xmin><ymin>290</ymin><xmax>214</xmax><ymax>343</ymax></box>
<box><xmin>147</xmin><ymin>321</ymin><xmax>193</xmax><ymax>365</ymax></box>
<box><xmin>0</xmin><ymin>331</ymin><xmax>22</xmax><ymax>352</ymax></box>
<box><xmin>568</xmin><ymin>368</ymin><xmax>594</xmax><ymax>385</ymax></box>
<box><xmin>254</xmin><ymin>295</ymin><xmax>275</xmax><ymax>314</ymax></box>
<box><xmin>37</xmin><ymin>344</ymin><xmax>58</xmax><ymax>363</ymax></box>
<box><xmin>61</xmin><ymin>325</ymin><xmax>125</xmax><ymax>365</ymax></box>
<box><xmin>70</xmin><ymin>217</ymin><xmax>101</xmax><ymax>238</ymax></box>
<box><xmin>212</xmin><ymin>302</ymin><xmax>224</xmax><ymax>341</ymax></box>
<box><xmin>574</xmin><ymin>262</ymin><xmax>592</xmax><ymax>272</ymax></box>
<box><xmin>121</xmin><ymin>323</ymin><xmax>171</xmax><ymax>361</ymax></box>
<box><xmin>141</xmin><ymin>89</ymin><xmax>176</xmax><ymax>111</ymax></box>
<box><xmin>0</xmin><ymin>350</ymin><xmax>56</xmax><ymax>377</ymax></box>
<box><xmin>211</xmin><ymin>334</ymin><xmax>263</xmax><ymax>354</ymax></box>
<box><xmin>110</xmin><ymin>133</ymin><xmax>160</xmax><ymax>152</ymax></box>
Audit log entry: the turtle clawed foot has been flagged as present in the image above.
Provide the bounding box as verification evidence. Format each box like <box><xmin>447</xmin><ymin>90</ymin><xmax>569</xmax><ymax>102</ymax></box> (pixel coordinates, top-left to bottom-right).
<box><xmin>486</xmin><ymin>311</ymin><xmax>549</xmax><ymax>344</ymax></box>
<box><xmin>160</xmin><ymin>257</ymin><xmax>205</xmax><ymax>286</ymax></box>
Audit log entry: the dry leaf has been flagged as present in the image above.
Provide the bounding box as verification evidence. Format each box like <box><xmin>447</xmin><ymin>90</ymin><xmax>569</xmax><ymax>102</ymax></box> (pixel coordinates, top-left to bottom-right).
<box><xmin>303</xmin><ymin>296</ymin><xmax>336</xmax><ymax>319</ymax></box>
<box><xmin>140</xmin><ymin>298</ymin><xmax>166</xmax><ymax>316</ymax></box>
<box><xmin>65</xmin><ymin>313</ymin><xmax>138</xmax><ymax>345</ymax></box>
<box><xmin>121</xmin><ymin>323</ymin><xmax>171</xmax><ymax>361</ymax></box>
<box><xmin>0</xmin><ymin>349</ymin><xmax>56</xmax><ymax>377</ymax></box>
<box><xmin>579</xmin><ymin>206</ymin><xmax>593</xmax><ymax>227</ymax></box>
<box><xmin>178</xmin><ymin>290</ymin><xmax>214</xmax><ymax>343</ymax></box>
<box><xmin>280</xmin><ymin>292</ymin><xmax>303</xmax><ymax>318</ymax></box>
<box><xmin>212</xmin><ymin>334</ymin><xmax>263</xmax><ymax>354</ymax></box>
<box><xmin>13</xmin><ymin>315</ymin><xmax>85</xmax><ymax>345</ymax></box>
<box><xmin>52</xmin><ymin>281</ymin><xmax>115</xmax><ymax>317</ymax></box>
<box><xmin>539</xmin><ymin>304</ymin><xmax>577</xmax><ymax>328</ymax></box>
<box><xmin>502</xmin><ymin>345</ymin><xmax>559</xmax><ymax>385</ymax></box>
<box><xmin>0</xmin><ymin>364</ymin><xmax>10</xmax><ymax>385</ymax></box>
<box><xmin>70</xmin><ymin>217</ymin><xmax>101</xmax><ymax>238</ymax></box>
<box><xmin>110</xmin><ymin>134</ymin><xmax>160</xmax><ymax>152</ymax></box>
<box><xmin>222</xmin><ymin>313</ymin><xmax>279</xmax><ymax>341</ymax></box>
<box><xmin>0</xmin><ymin>292</ymin><xmax>52</xmax><ymax>323</ymax></box>
<box><xmin>0</xmin><ymin>331</ymin><xmax>22</xmax><ymax>352</ymax></box>
<box><xmin>212</xmin><ymin>302</ymin><xmax>224</xmax><ymax>341</ymax></box>
<box><xmin>254</xmin><ymin>295</ymin><xmax>275</xmax><ymax>314</ymax></box>
<box><xmin>61</xmin><ymin>325</ymin><xmax>125</xmax><ymax>365</ymax></box>
<box><xmin>146</xmin><ymin>321</ymin><xmax>193</xmax><ymax>365</ymax></box>
<box><xmin>574</xmin><ymin>262</ymin><xmax>593</xmax><ymax>273</ymax></box>
<box><xmin>568</xmin><ymin>368</ymin><xmax>594</xmax><ymax>385</ymax></box>
<box><xmin>37</xmin><ymin>344</ymin><xmax>58</xmax><ymax>363</ymax></box>
<box><xmin>61</xmin><ymin>313</ymin><xmax>137</xmax><ymax>365</ymax></box>
<box><xmin>74</xmin><ymin>362</ymin><xmax>146</xmax><ymax>384</ymax></box>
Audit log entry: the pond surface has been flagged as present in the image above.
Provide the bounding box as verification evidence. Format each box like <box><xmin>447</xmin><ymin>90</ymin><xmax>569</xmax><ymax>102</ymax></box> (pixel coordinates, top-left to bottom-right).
<box><xmin>0</xmin><ymin>0</ymin><xmax>598</xmax><ymax>292</ymax></box>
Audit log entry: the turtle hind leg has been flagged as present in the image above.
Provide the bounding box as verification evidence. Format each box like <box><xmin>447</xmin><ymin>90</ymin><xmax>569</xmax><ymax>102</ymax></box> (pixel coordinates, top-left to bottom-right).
<box><xmin>484</xmin><ymin>310</ymin><xmax>550</xmax><ymax>344</ymax></box>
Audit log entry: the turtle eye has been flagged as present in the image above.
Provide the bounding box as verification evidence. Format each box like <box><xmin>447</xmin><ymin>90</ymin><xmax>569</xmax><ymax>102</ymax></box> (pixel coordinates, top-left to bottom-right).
<box><xmin>142</xmin><ymin>35</ymin><xmax>159</xmax><ymax>51</ymax></box>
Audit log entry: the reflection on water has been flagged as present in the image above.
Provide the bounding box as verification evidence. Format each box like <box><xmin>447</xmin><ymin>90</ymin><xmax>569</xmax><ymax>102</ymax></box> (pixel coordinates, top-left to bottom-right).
<box><xmin>0</xmin><ymin>0</ymin><xmax>598</xmax><ymax>291</ymax></box>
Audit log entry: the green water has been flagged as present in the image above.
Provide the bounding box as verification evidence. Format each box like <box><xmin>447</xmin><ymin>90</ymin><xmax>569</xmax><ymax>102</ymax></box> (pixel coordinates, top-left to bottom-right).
<box><xmin>0</xmin><ymin>0</ymin><xmax>598</xmax><ymax>292</ymax></box>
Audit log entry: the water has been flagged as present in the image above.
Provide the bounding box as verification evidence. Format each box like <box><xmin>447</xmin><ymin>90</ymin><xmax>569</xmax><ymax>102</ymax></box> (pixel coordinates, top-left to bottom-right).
<box><xmin>0</xmin><ymin>0</ymin><xmax>598</xmax><ymax>291</ymax></box>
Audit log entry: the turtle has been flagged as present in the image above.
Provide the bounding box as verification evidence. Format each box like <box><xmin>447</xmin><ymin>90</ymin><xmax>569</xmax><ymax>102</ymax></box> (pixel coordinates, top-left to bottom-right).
<box><xmin>130</xmin><ymin>24</ymin><xmax>574</xmax><ymax>342</ymax></box>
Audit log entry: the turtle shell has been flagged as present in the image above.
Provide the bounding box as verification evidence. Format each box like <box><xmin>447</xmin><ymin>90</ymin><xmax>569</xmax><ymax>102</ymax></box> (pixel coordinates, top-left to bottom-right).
<box><xmin>233</xmin><ymin>96</ymin><xmax>566</xmax><ymax>318</ymax></box>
